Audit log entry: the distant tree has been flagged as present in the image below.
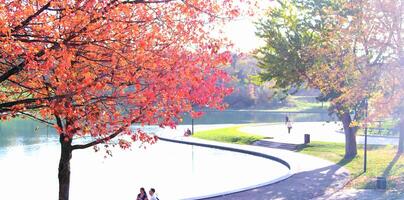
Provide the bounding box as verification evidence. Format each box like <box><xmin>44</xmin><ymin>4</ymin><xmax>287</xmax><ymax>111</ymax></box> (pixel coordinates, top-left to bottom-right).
<box><xmin>0</xmin><ymin>0</ymin><xmax>246</xmax><ymax>199</ymax></box>
<box><xmin>224</xmin><ymin>54</ymin><xmax>279</xmax><ymax>109</ymax></box>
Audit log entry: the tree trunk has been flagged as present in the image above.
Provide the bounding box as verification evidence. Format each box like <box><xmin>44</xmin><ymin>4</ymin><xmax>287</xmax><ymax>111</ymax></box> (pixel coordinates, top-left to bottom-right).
<box><xmin>58</xmin><ymin>134</ymin><xmax>72</xmax><ymax>200</ymax></box>
<box><xmin>399</xmin><ymin>117</ymin><xmax>404</xmax><ymax>154</ymax></box>
<box><xmin>341</xmin><ymin>111</ymin><xmax>357</xmax><ymax>159</ymax></box>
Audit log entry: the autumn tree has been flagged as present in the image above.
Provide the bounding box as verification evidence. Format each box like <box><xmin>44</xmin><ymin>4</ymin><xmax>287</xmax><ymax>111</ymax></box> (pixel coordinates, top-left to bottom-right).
<box><xmin>305</xmin><ymin>0</ymin><xmax>403</xmax><ymax>154</ymax></box>
<box><xmin>255</xmin><ymin>0</ymin><xmax>365</xmax><ymax>158</ymax></box>
<box><xmin>0</xmin><ymin>0</ymin><xmax>247</xmax><ymax>199</ymax></box>
<box><xmin>256</xmin><ymin>0</ymin><xmax>403</xmax><ymax>157</ymax></box>
<box><xmin>321</xmin><ymin>0</ymin><xmax>403</xmax><ymax>153</ymax></box>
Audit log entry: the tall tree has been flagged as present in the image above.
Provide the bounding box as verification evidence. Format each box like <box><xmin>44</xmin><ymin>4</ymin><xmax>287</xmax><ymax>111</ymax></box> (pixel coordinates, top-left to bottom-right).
<box><xmin>255</xmin><ymin>0</ymin><xmax>364</xmax><ymax>158</ymax></box>
<box><xmin>0</xmin><ymin>0</ymin><xmax>246</xmax><ymax>199</ymax></box>
<box><xmin>308</xmin><ymin>0</ymin><xmax>403</xmax><ymax>153</ymax></box>
<box><xmin>328</xmin><ymin>0</ymin><xmax>403</xmax><ymax>153</ymax></box>
<box><xmin>256</xmin><ymin>0</ymin><xmax>403</xmax><ymax>157</ymax></box>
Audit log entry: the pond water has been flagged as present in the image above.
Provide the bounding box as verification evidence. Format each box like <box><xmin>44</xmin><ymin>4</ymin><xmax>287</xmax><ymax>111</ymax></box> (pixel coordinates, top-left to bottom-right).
<box><xmin>0</xmin><ymin>140</ymin><xmax>289</xmax><ymax>200</ymax></box>
<box><xmin>0</xmin><ymin>111</ymin><xmax>304</xmax><ymax>199</ymax></box>
<box><xmin>0</xmin><ymin>111</ymin><xmax>335</xmax><ymax>149</ymax></box>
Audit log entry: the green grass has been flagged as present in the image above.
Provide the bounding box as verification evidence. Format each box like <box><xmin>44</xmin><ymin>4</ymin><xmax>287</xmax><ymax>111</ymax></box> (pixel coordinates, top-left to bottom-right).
<box><xmin>192</xmin><ymin>126</ymin><xmax>267</xmax><ymax>145</ymax></box>
<box><xmin>378</xmin><ymin>119</ymin><xmax>399</xmax><ymax>129</ymax></box>
<box><xmin>357</xmin><ymin>119</ymin><xmax>399</xmax><ymax>137</ymax></box>
<box><xmin>298</xmin><ymin>142</ymin><xmax>404</xmax><ymax>190</ymax></box>
<box><xmin>275</xmin><ymin>95</ymin><xmax>329</xmax><ymax>112</ymax></box>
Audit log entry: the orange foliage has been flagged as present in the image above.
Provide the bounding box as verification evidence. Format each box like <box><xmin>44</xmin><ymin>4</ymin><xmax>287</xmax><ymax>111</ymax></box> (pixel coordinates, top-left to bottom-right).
<box><xmin>0</xmin><ymin>0</ymin><xmax>251</xmax><ymax>148</ymax></box>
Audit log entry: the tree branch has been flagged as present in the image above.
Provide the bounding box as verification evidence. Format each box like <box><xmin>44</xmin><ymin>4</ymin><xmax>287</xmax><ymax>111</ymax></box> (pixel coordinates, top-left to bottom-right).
<box><xmin>181</xmin><ymin>0</ymin><xmax>226</xmax><ymax>19</ymax></box>
<box><xmin>6</xmin><ymin>79</ymin><xmax>47</xmax><ymax>95</ymax></box>
<box><xmin>0</xmin><ymin>42</ymin><xmax>56</xmax><ymax>84</ymax></box>
<box><xmin>0</xmin><ymin>95</ymin><xmax>67</xmax><ymax>110</ymax></box>
<box><xmin>13</xmin><ymin>38</ymin><xmax>57</xmax><ymax>44</ymax></box>
<box><xmin>0</xmin><ymin>61</ymin><xmax>25</xmax><ymax>83</ymax></box>
<box><xmin>12</xmin><ymin>1</ymin><xmax>53</xmax><ymax>33</ymax></box>
<box><xmin>122</xmin><ymin>0</ymin><xmax>175</xmax><ymax>4</ymax></box>
<box><xmin>18</xmin><ymin>111</ymin><xmax>54</xmax><ymax>125</ymax></box>
<box><xmin>71</xmin><ymin>115</ymin><xmax>142</xmax><ymax>150</ymax></box>
<box><xmin>0</xmin><ymin>0</ymin><xmax>153</xmax><ymax>83</ymax></box>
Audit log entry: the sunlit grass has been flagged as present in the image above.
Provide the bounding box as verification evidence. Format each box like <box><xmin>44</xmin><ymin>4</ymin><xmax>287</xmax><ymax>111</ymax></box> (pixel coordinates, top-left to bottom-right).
<box><xmin>193</xmin><ymin>126</ymin><xmax>267</xmax><ymax>145</ymax></box>
<box><xmin>298</xmin><ymin>142</ymin><xmax>404</xmax><ymax>190</ymax></box>
<box><xmin>357</xmin><ymin>119</ymin><xmax>399</xmax><ymax>136</ymax></box>
<box><xmin>275</xmin><ymin>95</ymin><xmax>329</xmax><ymax>112</ymax></box>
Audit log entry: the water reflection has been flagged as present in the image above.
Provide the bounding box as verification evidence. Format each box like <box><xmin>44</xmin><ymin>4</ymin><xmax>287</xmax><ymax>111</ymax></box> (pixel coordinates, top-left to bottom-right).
<box><xmin>0</xmin><ymin>118</ymin><xmax>57</xmax><ymax>150</ymax></box>
<box><xmin>0</xmin><ymin>139</ymin><xmax>289</xmax><ymax>200</ymax></box>
<box><xmin>0</xmin><ymin>112</ymin><xmax>299</xmax><ymax>199</ymax></box>
<box><xmin>0</xmin><ymin>111</ymin><xmax>335</xmax><ymax>149</ymax></box>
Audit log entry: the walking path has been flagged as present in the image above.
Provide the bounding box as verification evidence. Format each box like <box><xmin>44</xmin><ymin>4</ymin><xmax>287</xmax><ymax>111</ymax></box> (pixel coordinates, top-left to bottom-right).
<box><xmin>325</xmin><ymin>189</ymin><xmax>404</xmax><ymax>200</ymax></box>
<box><xmin>156</xmin><ymin>122</ymin><xmax>402</xmax><ymax>200</ymax></box>
<box><xmin>157</xmin><ymin>132</ymin><xmax>350</xmax><ymax>200</ymax></box>
<box><xmin>239</xmin><ymin>122</ymin><xmax>399</xmax><ymax>146</ymax></box>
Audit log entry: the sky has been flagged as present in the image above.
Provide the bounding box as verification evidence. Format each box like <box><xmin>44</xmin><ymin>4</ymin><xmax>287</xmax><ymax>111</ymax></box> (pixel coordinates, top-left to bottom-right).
<box><xmin>223</xmin><ymin>1</ymin><xmax>274</xmax><ymax>53</ymax></box>
<box><xmin>224</xmin><ymin>18</ymin><xmax>263</xmax><ymax>52</ymax></box>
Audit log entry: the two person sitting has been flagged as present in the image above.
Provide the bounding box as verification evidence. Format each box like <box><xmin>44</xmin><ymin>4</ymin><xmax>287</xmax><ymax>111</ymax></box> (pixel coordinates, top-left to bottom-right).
<box><xmin>137</xmin><ymin>187</ymin><xmax>159</xmax><ymax>200</ymax></box>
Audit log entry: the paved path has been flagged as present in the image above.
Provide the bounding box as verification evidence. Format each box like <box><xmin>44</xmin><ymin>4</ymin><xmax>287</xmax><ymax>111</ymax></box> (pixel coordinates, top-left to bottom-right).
<box><xmin>155</xmin><ymin>122</ymin><xmax>402</xmax><ymax>200</ymax></box>
<box><xmin>324</xmin><ymin>189</ymin><xmax>404</xmax><ymax>200</ymax></box>
<box><xmin>204</xmin><ymin>164</ymin><xmax>348</xmax><ymax>200</ymax></box>
<box><xmin>239</xmin><ymin>122</ymin><xmax>399</xmax><ymax>146</ymax></box>
<box><xmin>157</xmin><ymin>132</ymin><xmax>350</xmax><ymax>200</ymax></box>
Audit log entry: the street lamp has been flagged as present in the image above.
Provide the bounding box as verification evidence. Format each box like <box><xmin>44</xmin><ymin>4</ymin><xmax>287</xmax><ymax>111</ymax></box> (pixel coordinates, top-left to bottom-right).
<box><xmin>364</xmin><ymin>99</ymin><xmax>368</xmax><ymax>173</ymax></box>
<box><xmin>191</xmin><ymin>118</ymin><xmax>194</xmax><ymax>134</ymax></box>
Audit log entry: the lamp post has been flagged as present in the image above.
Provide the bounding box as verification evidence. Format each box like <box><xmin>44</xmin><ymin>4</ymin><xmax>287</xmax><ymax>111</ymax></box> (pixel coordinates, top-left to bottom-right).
<box><xmin>364</xmin><ymin>99</ymin><xmax>368</xmax><ymax>173</ymax></box>
<box><xmin>191</xmin><ymin>118</ymin><xmax>194</xmax><ymax>134</ymax></box>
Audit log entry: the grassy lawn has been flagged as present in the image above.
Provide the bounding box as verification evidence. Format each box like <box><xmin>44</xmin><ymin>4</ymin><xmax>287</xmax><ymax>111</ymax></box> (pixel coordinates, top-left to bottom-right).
<box><xmin>297</xmin><ymin>142</ymin><xmax>404</xmax><ymax>190</ymax></box>
<box><xmin>275</xmin><ymin>95</ymin><xmax>329</xmax><ymax>112</ymax></box>
<box><xmin>357</xmin><ymin>119</ymin><xmax>399</xmax><ymax>137</ymax></box>
<box><xmin>193</xmin><ymin>126</ymin><xmax>267</xmax><ymax>145</ymax></box>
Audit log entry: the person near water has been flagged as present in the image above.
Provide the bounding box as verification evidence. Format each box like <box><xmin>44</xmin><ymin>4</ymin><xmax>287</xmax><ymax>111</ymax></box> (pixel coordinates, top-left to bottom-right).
<box><xmin>184</xmin><ymin>128</ymin><xmax>192</xmax><ymax>136</ymax></box>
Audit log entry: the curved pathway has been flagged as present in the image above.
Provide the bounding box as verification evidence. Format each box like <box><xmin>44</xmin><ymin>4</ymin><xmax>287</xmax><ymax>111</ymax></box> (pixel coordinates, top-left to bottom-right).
<box><xmin>157</xmin><ymin>133</ymin><xmax>350</xmax><ymax>200</ymax></box>
<box><xmin>239</xmin><ymin>122</ymin><xmax>399</xmax><ymax>146</ymax></box>
<box><xmin>204</xmin><ymin>164</ymin><xmax>347</xmax><ymax>200</ymax></box>
<box><xmin>156</xmin><ymin>122</ymin><xmax>402</xmax><ymax>199</ymax></box>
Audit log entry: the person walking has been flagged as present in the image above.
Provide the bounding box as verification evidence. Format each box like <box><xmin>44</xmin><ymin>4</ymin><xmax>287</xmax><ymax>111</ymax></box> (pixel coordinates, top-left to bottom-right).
<box><xmin>137</xmin><ymin>187</ymin><xmax>148</xmax><ymax>200</ymax></box>
<box><xmin>287</xmin><ymin>120</ymin><xmax>292</xmax><ymax>134</ymax></box>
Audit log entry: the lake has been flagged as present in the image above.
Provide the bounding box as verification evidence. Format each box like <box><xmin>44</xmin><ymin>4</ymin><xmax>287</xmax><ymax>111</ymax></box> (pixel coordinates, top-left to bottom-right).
<box><xmin>0</xmin><ymin>110</ymin><xmax>334</xmax><ymax>148</ymax></box>
<box><xmin>0</xmin><ymin>110</ymin><xmax>305</xmax><ymax>199</ymax></box>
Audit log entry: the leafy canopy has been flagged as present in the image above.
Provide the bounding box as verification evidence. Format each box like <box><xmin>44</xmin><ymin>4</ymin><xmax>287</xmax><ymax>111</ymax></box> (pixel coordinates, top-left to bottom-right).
<box><xmin>0</xmin><ymin>0</ymin><xmax>250</xmax><ymax>149</ymax></box>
